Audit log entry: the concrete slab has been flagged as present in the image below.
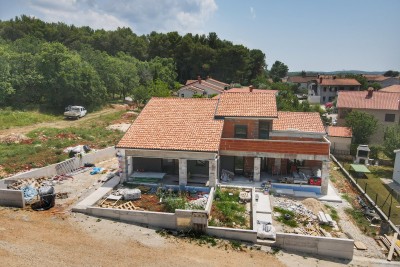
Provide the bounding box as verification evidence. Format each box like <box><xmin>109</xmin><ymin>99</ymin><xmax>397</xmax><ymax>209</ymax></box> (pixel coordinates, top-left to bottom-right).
<box><xmin>294</xmin><ymin>191</ymin><xmax>317</xmax><ymax>198</ymax></box>
<box><xmin>256</xmin><ymin>212</ymin><xmax>272</xmax><ymax>224</ymax></box>
<box><xmin>255</xmin><ymin>192</ymin><xmax>272</xmax><ymax>213</ymax></box>
<box><xmin>317</xmin><ymin>182</ymin><xmax>342</xmax><ymax>202</ymax></box>
<box><xmin>73</xmin><ymin>176</ymin><xmax>120</xmax><ymax>212</ymax></box>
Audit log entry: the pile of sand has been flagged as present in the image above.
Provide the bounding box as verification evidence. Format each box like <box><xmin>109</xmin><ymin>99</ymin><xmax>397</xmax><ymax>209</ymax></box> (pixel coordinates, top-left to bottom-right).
<box><xmin>301</xmin><ymin>198</ymin><xmax>327</xmax><ymax>215</ymax></box>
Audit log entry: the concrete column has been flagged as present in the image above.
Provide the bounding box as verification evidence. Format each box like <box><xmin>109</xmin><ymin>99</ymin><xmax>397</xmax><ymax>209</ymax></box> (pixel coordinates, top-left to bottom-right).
<box><xmin>208</xmin><ymin>158</ymin><xmax>218</xmax><ymax>187</ymax></box>
<box><xmin>127</xmin><ymin>156</ymin><xmax>133</xmax><ymax>176</ymax></box>
<box><xmin>254</xmin><ymin>157</ymin><xmax>261</xmax><ymax>182</ymax></box>
<box><xmin>179</xmin><ymin>159</ymin><xmax>187</xmax><ymax>186</ymax></box>
<box><xmin>320</xmin><ymin>160</ymin><xmax>330</xmax><ymax>195</ymax></box>
<box><xmin>117</xmin><ymin>150</ymin><xmax>128</xmax><ymax>183</ymax></box>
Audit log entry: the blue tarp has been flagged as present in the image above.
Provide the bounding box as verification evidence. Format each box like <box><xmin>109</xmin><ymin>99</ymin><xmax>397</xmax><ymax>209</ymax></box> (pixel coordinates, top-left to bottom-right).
<box><xmin>21</xmin><ymin>185</ymin><xmax>38</xmax><ymax>201</ymax></box>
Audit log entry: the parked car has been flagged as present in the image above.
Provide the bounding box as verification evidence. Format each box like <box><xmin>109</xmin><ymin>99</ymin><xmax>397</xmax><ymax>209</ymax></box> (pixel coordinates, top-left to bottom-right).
<box><xmin>64</xmin><ymin>106</ymin><xmax>87</xmax><ymax>119</ymax></box>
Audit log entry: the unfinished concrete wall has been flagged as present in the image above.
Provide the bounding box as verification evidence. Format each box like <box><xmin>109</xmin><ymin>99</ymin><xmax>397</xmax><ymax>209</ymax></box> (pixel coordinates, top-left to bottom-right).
<box><xmin>0</xmin><ymin>189</ymin><xmax>25</xmax><ymax>208</ymax></box>
<box><xmin>87</xmin><ymin>207</ymin><xmax>177</xmax><ymax>229</ymax></box>
<box><xmin>275</xmin><ymin>233</ymin><xmax>353</xmax><ymax>260</ymax></box>
<box><xmin>7</xmin><ymin>147</ymin><xmax>116</xmax><ymax>180</ymax></box>
<box><xmin>206</xmin><ymin>226</ymin><xmax>257</xmax><ymax>243</ymax></box>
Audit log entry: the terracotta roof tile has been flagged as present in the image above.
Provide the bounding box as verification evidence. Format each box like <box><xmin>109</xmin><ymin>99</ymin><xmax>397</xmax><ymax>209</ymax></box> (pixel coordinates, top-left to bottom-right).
<box><xmin>273</xmin><ymin>112</ymin><xmax>326</xmax><ymax>134</ymax></box>
<box><xmin>337</xmin><ymin>91</ymin><xmax>400</xmax><ymax>110</ymax></box>
<box><xmin>318</xmin><ymin>78</ymin><xmax>360</xmax><ymax>86</ymax></box>
<box><xmin>380</xmin><ymin>85</ymin><xmax>400</xmax><ymax>93</ymax></box>
<box><xmin>287</xmin><ymin>76</ymin><xmax>318</xmax><ymax>83</ymax></box>
<box><xmin>215</xmin><ymin>92</ymin><xmax>278</xmax><ymax>118</ymax></box>
<box><xmin>328</xmin><ymin>126</ymin><xmax>352</xmax><ymax>138</ymax></box>
<box><xmin>226</xmin><ymin>88</ymin><xmax>278</xmax><ymax>94</ymax></box>
<box><xmin>116</xmin><ymin>98</ymin><xmax>223</xmax><ymax>152</ymax></box>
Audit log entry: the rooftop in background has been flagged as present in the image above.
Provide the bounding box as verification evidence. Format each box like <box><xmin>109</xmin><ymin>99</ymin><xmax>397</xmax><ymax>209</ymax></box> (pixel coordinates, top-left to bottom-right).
<box><xmin>287</xmin><ymin>76</ymin><xmax>318</xmax><ymax>83</ymax></box>
<box><xmin>215</xmin><ymin>92</ymin><xmax>278</xmax><ymax>118</ymax></box>
<box><xmin>116</xmin><ymin>98</ymin><xmax>223</xmax><ymax>152</ymax></box>
<box><xmin>364</xmin><ymin>75</ymin><xmax>399</xmax><ymax>82</ymax></box>
<box><xmin>180</xmin><ymin>76</ymin><xmax>229</xmax><ymax>94</ymax></box>
<box><xmin>337</xmin><ymin>91</ymin><xmax>400</xmax><ymax>110</ymax></box>
<box><xmin>380</xmin><ymin>85</ymin><xmax>400</xmax><ymax>93</ymax></box>
<box><xmin>328</xmin><ymin>126</ymin><xmax>352</xmax><ymax>138</ymax></box>
<box><xmin>273</xmin><ymin>112</ymin><xmax>326</xmax><ymax>134</ymax></box>
<box><xmin>225</xmin><ymin>87</ymin><xmax>278</xmax><ymax>94</ymax></box>
<box><xmin>318</xmin><ymin>77</ymin><xmax>361</xmax><ymax>86</ymax></box>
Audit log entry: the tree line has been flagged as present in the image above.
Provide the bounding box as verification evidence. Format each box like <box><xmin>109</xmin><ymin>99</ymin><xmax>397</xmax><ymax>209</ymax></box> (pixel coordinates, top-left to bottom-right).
<box><xmin>0</xmin><ymin>15</ymin><xmax>268</xmax><ymax>85</ymax></box>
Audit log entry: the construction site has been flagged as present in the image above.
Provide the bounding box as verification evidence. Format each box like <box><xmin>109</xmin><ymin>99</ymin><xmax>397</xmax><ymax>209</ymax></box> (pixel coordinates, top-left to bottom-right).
<box><xmin>1</xmin><ymin>148</ymin><xmax>400</xmax><ymax>263</ymax></box>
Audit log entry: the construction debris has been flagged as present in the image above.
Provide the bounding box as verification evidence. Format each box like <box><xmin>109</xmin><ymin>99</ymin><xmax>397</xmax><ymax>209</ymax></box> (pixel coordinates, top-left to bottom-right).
<box><xmin>8</xmin><ymin>177</ymin><xmax>48</xmax><ymax>190</ymax></box>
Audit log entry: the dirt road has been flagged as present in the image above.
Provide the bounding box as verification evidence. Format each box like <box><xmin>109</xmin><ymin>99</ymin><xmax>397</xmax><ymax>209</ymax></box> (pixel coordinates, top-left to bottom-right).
<box><xmin>0</xmin><ymin>207</ymin><xmax>284</xmax><ymax>267</ymax></box>
<box><xmin>0</xmin><ymin>108</ymin><xmax>121</xmax><ymax>138</ymax></box>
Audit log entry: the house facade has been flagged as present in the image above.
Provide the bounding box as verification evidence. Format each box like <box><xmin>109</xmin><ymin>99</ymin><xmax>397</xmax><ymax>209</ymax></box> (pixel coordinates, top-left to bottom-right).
<box><xmin>327</xmin><ymin>126</ymin><xmax>352</xmax><ymax>155</ymax></box>
<box><xmin>177</xmin><ymin>76</ymin><xmax>229</xmax><ymax>98</ymax></box>
<box><xmin>337</xmin><ymin>90</ymin><xmax>400</xmax><ymax>143</ymax></box>
<box><xmin>116</xmin><ymin>92</ymin><xmax>331</xmax><ymax>195</ymax></box>
<box><xmin>287</xmin><ymin>75</ymin><xmax>318</xmax><ymax>90</ymax></box>
<box><xmin>308</xmin><ymin>77</ymin><xmax>361</xmax><ymax>104</ymax></box>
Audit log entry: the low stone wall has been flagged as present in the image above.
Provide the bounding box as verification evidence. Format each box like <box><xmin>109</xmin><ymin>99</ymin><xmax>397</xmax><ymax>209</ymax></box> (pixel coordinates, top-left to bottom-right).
<box><xmin>275</xmin><ymin>233</ymin><xmax>353</xmax><ymax>260</ymax></box>
<box><xmin>204</xmin><ymin>187</ymin><xmax>214</xmax><ymax>215</ymax></box>
<box><xmin>87</xmin><ymin>207</ymin><xmax>177</xmax><ymax>229</ymax></box>
<box><xmin>206</xmin><ymin>226</ymin><xmax>257</xmax><ymax>243</ymax></box>
<box><xmin>5</xmin><ymin>146</ymin><xmax>116</xmax><ymax>181</ymax></box>
<box><xmin>0</xmin><ymin>189</ymin><xmax>24</xmax><ymax>208</ymax></box>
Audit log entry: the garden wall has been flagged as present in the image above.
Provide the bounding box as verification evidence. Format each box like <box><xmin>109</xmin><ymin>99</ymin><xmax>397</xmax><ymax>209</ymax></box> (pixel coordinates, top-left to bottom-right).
<box><xmin>0</xmin><ymin>189</ymin><xmax>24</xmax><ymax>208</ymax></box>
<box><xmin>275</xmin><ymin>233</ymin><xmax>354</xmax><ymax>260</ymax></box>
<box><xmin>87</xmin><ymin>207</ymin><xmax>177</xmax><ymax>229</ymax></box>
<box><xmin>206</xmin><ymin>226</ymin><xmax>257</xmax><ymax>243</ymax></box>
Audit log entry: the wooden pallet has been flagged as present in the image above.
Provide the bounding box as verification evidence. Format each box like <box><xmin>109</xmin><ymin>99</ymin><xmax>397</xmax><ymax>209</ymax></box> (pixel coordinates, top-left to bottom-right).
<box><xmin>116</xmin><ymin>201</ymin><xmax>137</xmax><ymax>211</ymax></box>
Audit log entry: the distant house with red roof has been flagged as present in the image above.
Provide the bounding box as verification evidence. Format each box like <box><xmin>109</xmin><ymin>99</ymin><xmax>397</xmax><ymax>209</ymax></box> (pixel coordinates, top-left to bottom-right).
<box><xmin>327</xmin><ymin>126</ymin><xmax>352</xmax><ymax>155</ymax></box>
<box><xmin>337</xmin><ymin>89</ymin><xmax>400</xmax><ymax>143</ymax></box>
<box><xmin>177</xmin><ymin>76</ymin><xmax>229</xmax><ymax>98</ymax></box>
<box><xmin>308</xmin><ymin>76</ymin><xmax>361</xmax><ymax>104</ymax></box>
<box><xmin>380</xmin><ymin>84</ymin><xmax>400</xmax><ymax>93</ymax></box>
<box><xmin>364</xmin><ymin>75</ymin><xmax>400</xmax><ymax>89</ymax></box>
<box><xmin>116</xmin><ymin>91</ymin><xmax>331</xmax><ymax>195</ymax></box>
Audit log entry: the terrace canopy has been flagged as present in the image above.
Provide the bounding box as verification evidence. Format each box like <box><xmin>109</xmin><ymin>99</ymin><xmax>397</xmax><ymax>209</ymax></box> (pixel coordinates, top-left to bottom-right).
<box><xmin>350</xmin><ymin>164</ymin><xmax>371</xmax><ymax>178</ymax></box>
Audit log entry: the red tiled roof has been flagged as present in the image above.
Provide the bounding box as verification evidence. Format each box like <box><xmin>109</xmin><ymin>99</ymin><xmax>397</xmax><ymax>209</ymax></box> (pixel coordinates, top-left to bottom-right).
<box><xmin>226</xmin><ymin>88</ymin><xmax>278</xmax><ymax>94</ymax></box>
<box><xmin>328</xmin><ymin>126</ymin><xmax>352</xmax><ymax>138</ymax></box>
<box><xmin>287</xmin><ymin>76</ymin><xmax>318</xmax><ymax>83</ymax></box>
<box><xmin>364</xmin><ymin>75</ymin><xmax>393</xmax><ymax>82</ymax></box>
<box><xmin>215</xmin><ymin>92</ymin><xmax>278</xmax><ymax>118</ymax></box>
<box><xmin>380</xmin><ymin>85</ymin><xmax>400</xmax><ymax>93</ymax></box>
<box><xmin>180</xmin><ymin>78</ymin><xmax>228</xmax><ymax>93</ymax></box>
<box><xmin>318</xmin><ymin>78</ymin><xmax>360</xmax><ymax>86</ymax></box>
<box><xmin>116</xmin><ymin>98</ymin><xmax>223</xmax><ymax>152</ymax></box>
<box><xmin>273</xmin><ymin>112</ymin><xmax>326</xmax><ymax>134</ymax></box>
<box><xmin>337</xmin><ymin>91</ymin><xmax>400</xmax><ymax>110</ymax></box>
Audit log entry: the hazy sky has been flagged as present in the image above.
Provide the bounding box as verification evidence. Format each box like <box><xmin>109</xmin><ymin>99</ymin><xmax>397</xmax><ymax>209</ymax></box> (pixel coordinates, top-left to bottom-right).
<box><xmin>0</xmin><ymin>0</ymin><xmax>399</xmax><ymax>72</ymax></box>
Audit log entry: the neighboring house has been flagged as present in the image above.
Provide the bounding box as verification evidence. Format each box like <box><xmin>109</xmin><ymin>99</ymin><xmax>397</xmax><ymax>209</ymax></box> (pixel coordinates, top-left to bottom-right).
<box><xmin>308</xmin><ymin>76</ymin><xmax>361</xmax><ymax>104</ymax></box>
<box><xmin>380</xmin><ymin>85</ymin><xmax>400</xmax><ymax>93</ymax></box>
<box><xmin>336</xmin><ymin>89</ymin><xmax>400</xmax><ymax>143</ymax></box>
<box><xmin>327</xmin><ymin>126</ymin><xmax>352</xmax><ymax>155</ymax></box>
<box><xmin>394</xmin><ymin>149</ymin><xmax>400</xmax><ymax>184</ymax></box>
<box><xmin>177</xmin><ymin>76</ymin><xmax>229</xmax><ymax>98</ymax></box>
<box><xmin>287</xmin><ymin>75</ymin><xmax>318</xmax><ymax>90</ymax></box>
<box><xmin>364</xmin><ymin>75</ymin><xmax>400</xmax><ymax>88</ymax></box>
<box><xmin>116</xmin><ymin>92</ymin><xmax>331</xmax><ymax>195</ymax></box>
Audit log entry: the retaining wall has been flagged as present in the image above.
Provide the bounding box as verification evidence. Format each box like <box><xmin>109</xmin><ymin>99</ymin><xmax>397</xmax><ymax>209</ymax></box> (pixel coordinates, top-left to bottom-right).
<box><xmin>206</xmin><ymin>226</ymin><xmax>257</xmax><ymax>243</ymax></box>
<box><xmin>275</xmin><ymin>233</ymin><xmax>354</xmax><ymax>260</ymax></box>
<box><xmin>5</xmin><ymin>147</ymin><xmax>116</xmax><ymax>181</ymax></box>
<box><xmin>87</xmin><ymin>207</ymin><xmax>177</xmax><ymax>229</ymax></box>
<box><xmin>0</xmin><ymin>189</ymin><xmax>24</xmax><ymax>208</ymax></box>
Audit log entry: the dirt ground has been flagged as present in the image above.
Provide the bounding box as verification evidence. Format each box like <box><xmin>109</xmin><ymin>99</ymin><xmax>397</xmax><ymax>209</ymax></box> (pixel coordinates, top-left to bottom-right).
<box><xmin>0</xmin><ymin>108</ymin><xmax>121</xmax><ymax>138</ymax></box>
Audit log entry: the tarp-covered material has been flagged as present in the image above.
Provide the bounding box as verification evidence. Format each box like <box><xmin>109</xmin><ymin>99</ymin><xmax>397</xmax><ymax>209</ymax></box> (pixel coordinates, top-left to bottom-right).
<box><xmin>350</xmin><ymin>164</ymin><xmax>371</xmax><ymax>173</ymax></box>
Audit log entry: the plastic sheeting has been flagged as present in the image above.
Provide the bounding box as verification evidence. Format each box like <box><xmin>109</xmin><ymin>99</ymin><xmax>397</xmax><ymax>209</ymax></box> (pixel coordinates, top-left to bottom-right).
<box><xmin>21</xmin><ymin>185</ymin><xmax>38</xmax><ymax>201</ymax></box>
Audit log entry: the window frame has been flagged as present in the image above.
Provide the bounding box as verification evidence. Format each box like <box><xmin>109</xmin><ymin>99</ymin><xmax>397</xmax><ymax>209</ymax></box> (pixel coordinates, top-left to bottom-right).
<box><xmin>234</xmin><ymin>125</ymin><xmax>248</xmax><ymax>139</ymax></box>
<box><xmin>259</xmin><ymin>120</ymin><xmax>270</xmax><ymax>139</ymax></box>
<box><xmin>385</xmin><ymin>113</ymin><xmax>395</xmax><ymax>122</ymax></box>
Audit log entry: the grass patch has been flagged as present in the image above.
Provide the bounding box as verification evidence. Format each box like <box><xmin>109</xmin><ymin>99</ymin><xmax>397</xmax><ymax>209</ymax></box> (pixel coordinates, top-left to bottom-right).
<box><xmin>273</xmin><ymin>207</ymin><xmax>298</xmax><ymax>227</ymax></box>
<box><xmin>324</xmin><ymin>204</ymin><xmax>339</xmax><ymax>221</ymax></box>
<box><xmin>209</xmin><ymin>188</ymin><xmax>249</xmax><ymax>229</ymax></box>
<box><xmin>0</xmin><ymin>109</ymin><xmax>61</xmax><ymax>129</ymax></box>
<box><xmin>345</xmin><ymin>208</ymin><xmax>376</xmax><ymax>236</ymax></box>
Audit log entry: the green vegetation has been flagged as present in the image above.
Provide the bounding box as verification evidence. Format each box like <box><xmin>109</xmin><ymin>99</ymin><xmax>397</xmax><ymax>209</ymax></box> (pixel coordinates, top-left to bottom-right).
<box><xmin>383</xmin><ymin>125</ymin><xmax>400</xmax><ymax>160</ymax></box>
<box><xmin>209</xmin><ymin>188</ymin><xmax>248</xmax><ymax>228</ymax></box>
<box><xmin>0</xmin><ymin>109</ymin><xmax>61</xmax><ymax>129</ymax></box>
<box><xmin>0</xmin><ymin>111</ymin><xmax>126</xmax><ymax>176</ymax></box>
<box><xmin>163</xmin><ymin>197</ymin><xmax>187</xmax><ymax>212</ymax></box>
<box><xmin>273</xmin><ymin>207</ymin><xmax>298</xmax><ymax>227</ymax></box>
<box><xmin>324</xmin><ymin>204</ymin><xmax>339</xmax><ymax>221</ymax></box>
<box><xmin>345</xmin><ymin>110</ymin><xmax>378</xmax><ymax>144</ymax></box>
<box><xmin>345</xmin><ymin>208</ymin><xmax>377</xmax><ymax>236</ymax></box>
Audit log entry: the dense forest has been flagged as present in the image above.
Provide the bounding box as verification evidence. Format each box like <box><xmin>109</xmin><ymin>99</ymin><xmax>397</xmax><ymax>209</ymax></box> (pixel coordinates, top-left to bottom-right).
<box><xmin>0</xmin><ymin>15</ymin><xmax>271</xmax><ymax>111</ymax></box>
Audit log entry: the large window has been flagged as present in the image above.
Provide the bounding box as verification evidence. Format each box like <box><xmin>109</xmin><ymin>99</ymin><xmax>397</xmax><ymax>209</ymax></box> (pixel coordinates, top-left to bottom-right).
<box><xmin>234</xmin><ymin>125</ymin><xmax>247</xmax><ymax>138</ymax></box>
<box><xmin>259</xmin><ymin>121</ymin><xmax>270</xmax><ymax>139</ymax></box>
<box><xmin>385</xmin><ymin>114</ymin><xmax>395</xmax><ymax>122</ymax></box>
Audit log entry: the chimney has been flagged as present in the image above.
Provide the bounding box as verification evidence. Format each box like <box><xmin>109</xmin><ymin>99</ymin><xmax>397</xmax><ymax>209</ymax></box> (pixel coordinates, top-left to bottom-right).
<box><xmin>197</xmin><ymin>75</ymin><xmax>201</xmax><ymax>84</ymax></box>
<box><xmin>249</xmin><ymin>85</ymin><xmax>253</xmax><ymax>92</ymax></box>
<box><xmin>333</xmin><ymin>75</ymin><xmax>336</xmax><ymax>79</ymax></box>
<box><xmin>367</xmin><ymin>87</ymin><xmax>374</xmax><ymax>98</ymax></box>
<box><xmin>319</xmin><ymin>77</ymin><xmax>323</xmax><ymax>83</ymax></box>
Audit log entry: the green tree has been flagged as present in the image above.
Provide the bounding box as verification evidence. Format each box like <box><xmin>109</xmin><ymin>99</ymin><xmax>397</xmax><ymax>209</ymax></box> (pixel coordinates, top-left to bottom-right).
<box><xmin>270</xmin><ymin>61</ymin><xmax>288</xmax><ymax>83</ymax></box>
<box><xmin>383</xmin><ymin>125</ymin><xmax>400</xmax><ymax>160</ymax></box>
<box><xmin>384</xmin><ymin>70</ymin><xmax>400</xmax><ymax>77</ymax></box>
<box><xmin>345</xmin><ymin>110</ymin><xmax>378</xmax><ymax>144</ymax></box>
